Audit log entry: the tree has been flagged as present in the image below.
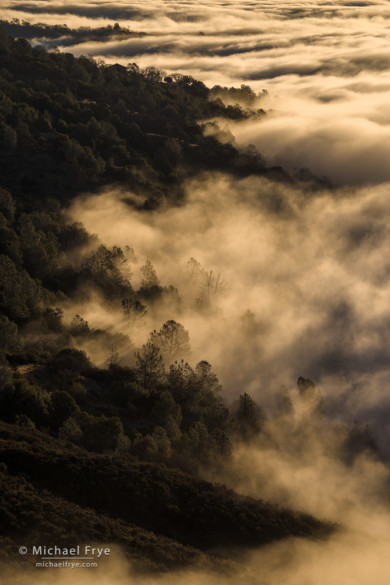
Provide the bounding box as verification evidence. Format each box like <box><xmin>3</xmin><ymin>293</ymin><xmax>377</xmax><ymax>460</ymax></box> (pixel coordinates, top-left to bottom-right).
<box><xmin>43</xmin><ymin>307</ymin><xmax>63</xmax><ymax>332</ymax></box>
<box><xmin>188</xmin><ymin>421</ymin><xmax>215</xmax><ymax>463</ymax></box>
<box><xmin>49</xmin><ymin>390</ymin><xmax>79</xmax><ymax>430</ymax></box>
<box><xmin>143</xmin><ymin>66</ymin><xmax>165</xmax><ymax>82</ymax></box>
<box><xmin>240</xmin><ymin>310</ymin><xmax>262</xmax><ymax>337</ymax></box>
<box><xmin>297</xmin><ymin>376</ymin><xmax>316</xmax><ymax>400</ymax></box>
<box><xmin>80</xmin><ymin>413</ymin><xmax>126</xmax><ymax>452</ymax></box>
<box><xmin>58</xmin><ymin>416</ymin><xmax>82</xmax><ymax>443</ymax></box>
<box><xmin>213</xmin><ymin>428</ymin><xmax>232</xmax><ymax>458</ymax></box>
<box><xmin>0</xmin><ymin>352</ymin><xmax>12</xmax><ymax>391</ymax></box>
<box><xmin>140</xmin><ymin>259</ymin><xmax>159</xmax><ymax>288</ymax></box>
<box><xmin>0</xmin><ymin>254</ymin><xmax>46</xmax><ymax>321</ymax></box>
<box><xmin>151</xmin><ymin>390</ymin><xmax>182</xmax><ymax>428</ymax></box>
<box><xmin>296</xmin><ymin>376</ymin><xmax>323</xmax><ymax>415</ymax></box>
<box><xmin>150</xmin><ymin>320</ymin><xmax>191</xmax><ymax>364</ymax></box>
<box><xmin>195</xmin><ymin>361</ymin><xmax>221</xmax><ymax>397</ymax></box>
<box><xmin>10</xmin><ymin>379</ymin><xmax>50</xmax><ymax>427</ymax></box>
<box><xmin>152</xmin><ymin>426</ymin><xmax>172</xmax><ymax>459</ymax></box>
<box><xmin>0</xmin><ymin>315</ymin><xmax>19</xmax><ymax>352</ymax></box>
<box><xmin>83</xmin><ymin>245</ymin><xmax>132</xmax><ymax>299</ymax></box>
<box><xmin>69</xmin><ymin>314</ymin><xmax>89</xmax><ymax>336</ymax></box>
<box><xmin>187</xmin><ymin>257</ymin><xmax>203</xmax><ymax>279</ymax></box>
<box><xmin>167</xmin><ymin>360</ymin><xmax>200</xmax><ymax>427</ymax></box>
<box><xmin>167</xmin><ymin>359</ymin><xmax>221</xmax><ymax>431</ymax></box>
<box><xmin>106</xmin><ymin>343</ymin><xmax>119</xmax><ymax>367</ymax></box>
<box><xmin>0</xmin><ymin>122</ymin><xmax>17</xmax><ymax>155</ymax></box>
<box><xmin>121</xmin><ymin>297</ymin><xmax>147</xmax><ymax>321</ymax></box>
<box><xmin>50</xmin><ymin>348</ymin><xmax>91</xmax><ymax>378</ymax></box>
<box><xmin>236</xmin><ymin>392</ymin><xmax>265</xmax><ymax>439</ymax></box>
<box><xmin>131</xmin><ymin>432</ymin><xmax>158</xmax><ymax>460</ymax></box>
<box><xmin>135</xmin><ymin>340</ymin><xmax>165</xmax><ymax>390</ymax></box>
<box><xmin>205</xmin><ymin>402</ymin><xmax>231</xmax><ymax>433</ymax></box>
<box><xmin>0</xmin><ymin>189</ymin><xmax>15</xmax><ymax>223</ymax></box>
<box><xmin>203</xmin><ymin>270</ymin><xmax>226</xmax><ymax>304</ymax></box>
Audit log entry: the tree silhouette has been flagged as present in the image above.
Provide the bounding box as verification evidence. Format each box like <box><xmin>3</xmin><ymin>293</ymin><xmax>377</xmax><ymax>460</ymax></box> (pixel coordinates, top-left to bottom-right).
<box><xmin>135</xmin><ymin>340</ymin><xmax>165</xmax><ymax>389</ymax></box>
<box><xmin>236</xmin><ymin>392</ymin><xmax>265</xmax><ymax>439</ymax></box>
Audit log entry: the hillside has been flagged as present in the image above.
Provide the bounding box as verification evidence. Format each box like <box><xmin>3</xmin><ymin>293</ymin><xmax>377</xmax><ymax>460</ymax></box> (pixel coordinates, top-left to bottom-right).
<box><xmin>0</xmin><ymin>422</ymin><xmax>332</xmax><ymax>571</ymax></box>
<box><xmin>0</xmin><ymin>25</ymin><xmax>281</xmax><ymax>210</ymax></box>
<box><xmin>0</xmin><ymin>26</ymin><xmax>336</xmax><ymax>573</ymax></box>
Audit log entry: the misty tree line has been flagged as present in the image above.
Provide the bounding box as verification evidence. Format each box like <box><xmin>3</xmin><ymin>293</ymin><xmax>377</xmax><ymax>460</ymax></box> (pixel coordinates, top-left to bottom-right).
<box><xmin>0</xmin><ymin>171</ymin><xmax>265</xmax><ymax>468</ymax></box>
<box><xmin>0</xmin><ymin>342</ymin><xmax>266</xmax><ymax>471</ymax></box>
<box><xmin>0</xmin><ymin>184</ymin><xmax>280</xmax><ymax>470</ymax></box>
<box><xmin>0</xmin><ymin>25</ymin><xmax>370</xmax><ymax>575</ymax></box>
<box><xmin>0</xmin><ymin>233</ymin><xmax>267</xmax><ymax>469</ymax></box>
<box><xmin>0</xmin><ymin>19</ymin><xmax>146</xmax><ymax>48</ymax></box>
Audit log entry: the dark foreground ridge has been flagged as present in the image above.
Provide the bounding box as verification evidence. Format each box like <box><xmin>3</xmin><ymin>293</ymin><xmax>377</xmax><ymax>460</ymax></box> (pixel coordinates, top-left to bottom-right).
<box><xmin>0</xmin><ymin>422</ymin><xmax>333</xmax><ymax>571</ymax></box>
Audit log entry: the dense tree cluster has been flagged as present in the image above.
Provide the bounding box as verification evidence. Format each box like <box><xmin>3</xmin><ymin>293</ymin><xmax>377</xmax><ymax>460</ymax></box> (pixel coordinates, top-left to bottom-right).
<box><xmin>0</xmin><ymin>25</ymin><xmax>279</xmax><ymax>211</ymax></box>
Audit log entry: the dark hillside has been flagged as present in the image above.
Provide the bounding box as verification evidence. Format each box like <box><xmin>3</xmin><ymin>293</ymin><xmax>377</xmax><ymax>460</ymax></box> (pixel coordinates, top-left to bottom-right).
<box><xmin>0</xmin><ymin>422</ymin><xmax>333</xmax><ymax>568</ymax></box>
<box><xmin>0</xmin><ymin>26</ymin><xmax>282</xmax><ymax>210</ymax></box>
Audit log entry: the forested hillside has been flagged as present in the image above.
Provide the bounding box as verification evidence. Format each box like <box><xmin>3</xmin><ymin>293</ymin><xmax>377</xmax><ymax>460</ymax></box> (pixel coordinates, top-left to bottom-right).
<box><xmin>0</xmin><ymin>24</ymin><xmax>277</xmax><ymax>210</ymax></box>
<box><xmin>0</xmin><ymin>26</ymin><xmax>339</xmax><ymax>572</ymax></box>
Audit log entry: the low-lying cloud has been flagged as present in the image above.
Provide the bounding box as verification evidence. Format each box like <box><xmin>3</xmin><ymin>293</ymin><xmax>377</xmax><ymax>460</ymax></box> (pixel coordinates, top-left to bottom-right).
<box><xmin>69</xmin><ymin>174</ymin><xmax>390</xmax><ymax>456</ymax></box>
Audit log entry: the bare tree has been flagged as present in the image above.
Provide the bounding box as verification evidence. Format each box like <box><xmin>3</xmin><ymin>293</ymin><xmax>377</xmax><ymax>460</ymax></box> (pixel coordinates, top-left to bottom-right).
<box><xmin>150</xmin><ymin>320</ymin><xmax>191</xmax><ymax>364</ymax></box>
<box><xmin>203</xmin><ymin>270</ymin><xmax>226</xmax><ymax>304</ymax></box>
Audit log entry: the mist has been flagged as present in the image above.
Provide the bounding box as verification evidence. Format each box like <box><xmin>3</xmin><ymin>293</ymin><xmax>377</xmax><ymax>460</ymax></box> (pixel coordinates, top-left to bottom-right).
<box><xmin>68</xmin><ymin>176</ymin><xmax>390</xmax><ymax>451</ymax></box>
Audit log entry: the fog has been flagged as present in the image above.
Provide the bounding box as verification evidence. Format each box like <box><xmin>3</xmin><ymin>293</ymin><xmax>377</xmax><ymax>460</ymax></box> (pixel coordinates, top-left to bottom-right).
<box><xmin>68</xmin><ymin>177</ymin><xmax>390</xmax><ymax>455</ymax></box>
<box><xmin>3</xmin><ymin>0</ymin><xmax>390</xmax><ymax>582</ymax></box>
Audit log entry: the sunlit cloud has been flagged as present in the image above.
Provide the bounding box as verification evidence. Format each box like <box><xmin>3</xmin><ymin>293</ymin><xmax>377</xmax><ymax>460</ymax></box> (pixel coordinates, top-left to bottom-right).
<box><xmin>68</xmin><ymin>176</ymin><xmax>390</xmax><ymax>459</ymax></box>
